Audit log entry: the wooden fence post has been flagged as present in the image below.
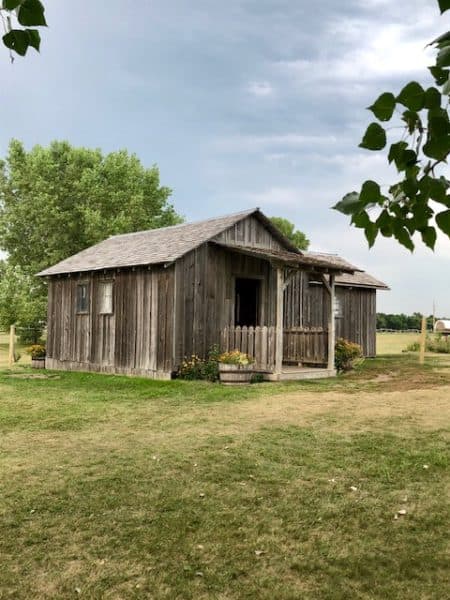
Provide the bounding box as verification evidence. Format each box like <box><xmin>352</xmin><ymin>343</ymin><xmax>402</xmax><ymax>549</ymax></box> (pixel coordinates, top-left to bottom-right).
<box><xmin>419</xmin><ymin>315</ymin><xmax>427</xmax><ymax>365</ymax></box>
<box><xmin>8</xmin><ymin>324</ymin><xmax>15</xmax><ymax>369</ymax></box>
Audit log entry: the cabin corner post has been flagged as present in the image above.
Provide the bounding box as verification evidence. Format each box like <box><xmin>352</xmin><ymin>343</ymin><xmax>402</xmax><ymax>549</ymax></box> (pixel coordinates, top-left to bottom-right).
<box><xmin>275</xmin><ymin>266</ymin><xmax>284</xmax><ymax>375</ymax></box>
<box><xmin>327</xmin><ymin>274</ymin><xmax>336</xmax><ymax>371</ymax></box>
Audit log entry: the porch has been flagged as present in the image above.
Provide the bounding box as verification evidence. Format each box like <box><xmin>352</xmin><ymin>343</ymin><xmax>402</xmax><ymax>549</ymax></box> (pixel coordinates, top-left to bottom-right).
<box><xmin>213</xmin><ymin>242</ymin><xmax>357</xmax><ymax>381</ymax></box>
<box><xmin>220</xmin><ymin>324</ymin><xmax>336</xmax><ymax>381</ymax></box>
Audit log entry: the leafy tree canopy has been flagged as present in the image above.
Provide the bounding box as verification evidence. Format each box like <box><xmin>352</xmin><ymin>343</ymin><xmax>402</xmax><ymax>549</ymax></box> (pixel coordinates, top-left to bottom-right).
<box><xmin>1</xmin><ymin>0</ymin><xmax>47</xmax><ymax>59</ymax></box>
<box><xmin>270</xmin><ymin>216</ymin><xmax>310</xmax><ymax>250</ymax></box>
<box><xmin>0</xmin><ymin>139</ymin><xmax>181</xmax><ymax>334</ymax></box>
<box><xmin>333</xmin><ymin>0</ymin><xmax>450</xmax><ymax>251</ymax></box>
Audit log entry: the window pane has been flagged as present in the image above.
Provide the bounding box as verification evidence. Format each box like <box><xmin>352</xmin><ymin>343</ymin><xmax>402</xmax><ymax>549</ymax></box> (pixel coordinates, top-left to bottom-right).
<box><xmin>99</xmin><ymin>282</ymin><xmax>113</xmax><ymax>314</ymax></box>
<box><xmin>76</xmin><ymin>284</ymin><xmax>89</xmax><ymax>313</ymax></box>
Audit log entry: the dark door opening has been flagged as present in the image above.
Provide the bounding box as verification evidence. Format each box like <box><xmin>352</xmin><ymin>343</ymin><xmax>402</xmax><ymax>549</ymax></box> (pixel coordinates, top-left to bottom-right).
<box><xmin>235</xmin><ymin>278</ymin><xmax>261</xmax><ymax>327</ymax></box>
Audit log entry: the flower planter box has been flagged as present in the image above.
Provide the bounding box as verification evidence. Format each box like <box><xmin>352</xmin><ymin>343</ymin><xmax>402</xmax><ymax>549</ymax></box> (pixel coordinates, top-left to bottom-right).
<box><xmin>219</xmin><ymin>362</ymin><xmax>253</xmax><ymax>385</ymax></box>
<box><xmin>31</xmin><ymin>358</ymin><xmax>46</xmax><ymax>369</ymax></box>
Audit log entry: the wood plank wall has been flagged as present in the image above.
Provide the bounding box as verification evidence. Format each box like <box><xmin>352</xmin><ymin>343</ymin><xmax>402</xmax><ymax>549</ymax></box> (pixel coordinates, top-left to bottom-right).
<box><xmin>283</xmin><ymin>272</ymin><xmax>377</xmax><ymax>357</ymax></box>
<box><xmin>46</xmin><ymin>266</ymin><xmax>174</xmax><ymax>375</ymax></box>
<box><xmin>213</xmin><ymin>215</ymin><xmax>285</xmax><ymax>250</ymax></box>
<box><xmin>173</xmin><ymin>243</ymin><xmax>277</xmax><ymax>367</ymax></box>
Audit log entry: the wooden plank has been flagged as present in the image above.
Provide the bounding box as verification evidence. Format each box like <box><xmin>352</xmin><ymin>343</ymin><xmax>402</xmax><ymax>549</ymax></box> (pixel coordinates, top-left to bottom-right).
<box><xmin>275</xmin><ymin>267</ymin><xmax>284</xmax><ymax>374</ymax></box>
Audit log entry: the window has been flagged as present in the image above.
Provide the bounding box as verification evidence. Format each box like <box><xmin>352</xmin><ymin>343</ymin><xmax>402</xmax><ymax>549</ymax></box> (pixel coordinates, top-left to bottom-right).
<box><xmin>76</xmin><ymin>283</ymin><xmax>89</xmax><ymax>313</ymax></box>
<box><xmin>334</xmin><ymin>295</ymin><xmax>343</xmax><ymax>319</ymax></box>
<box><xmin>235</xmin><ymin>278</ymin><xmax>261</xmax><ymax>327</ymax></box>
<box><xmin>99</xmin><ymin>281</ymin><xmax>113</xmax><ymax>314</ymax></box>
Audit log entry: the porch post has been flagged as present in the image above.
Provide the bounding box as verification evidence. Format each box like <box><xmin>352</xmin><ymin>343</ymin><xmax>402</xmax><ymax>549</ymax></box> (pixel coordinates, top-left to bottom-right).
<box><xmin>275</xmin><ymin>266</ymin><xmax>284</xmax><ymax>375</ymax></box>
<box><xmin>327</xmin><ymin>274</ymin><xmax>336</xmax><ymax>371</ymax></box>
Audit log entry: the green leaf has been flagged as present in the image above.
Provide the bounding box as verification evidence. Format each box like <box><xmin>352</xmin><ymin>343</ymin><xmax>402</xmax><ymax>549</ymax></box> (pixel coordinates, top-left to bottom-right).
<box><xmin>443</xmin><ymin>75</ymin><xmax>450</xmax><ymax>95</ymax></box>
<box><xmin>420</xmin><ymin>226</ymin><xmax>437</xmax><ymax>249</ymax></box>
<box><xmin>359</xmin><ymin>123</ymin><xmax>386</xmax><ymax>151</ymax></box>
<box><xmin>401</xmin><ymin>178</ymin><xmax>418</xmax><ymax>198</ymax></box>
<box><xmin>402</xmin><ymin>110</ymin><xmax>421</xmax><ymax>134</ymax></box>
<box><xmin>332</xmin><ymin>192</ymin><xmax>362</xmax><ymax>215</ymax></box>
<box><xmin>425</xmin><ymin>87</ymin><xmax>441</xmax><ymax>109</ymax></box>
<box><xmin>2</xmin><ymin>29</ymin><xmax>30</xmax><ymax>56</ymax></box>
<box><xmin>26</xmin><ymin>28</ymin><xmax>40</xmax><ymax>51</ymax></box>
<box><xmin>2</xmin><ymin>0</ymin><xmax>23</xmax><ymax>9</ymax></box>
<box><xmin>429</xmin><ymin>114</ymin><xmax>450</xmax><ymax>136</ymax></box>
<box><xmin>436</xmin><ymin>45</ymin><xmax>450</xmax><ymax>67</ymax></box>
<box><xmin>422</xmin><ymin>135</ymin><xmax>450</xmax><ymax>160</ymax></box>
<box><xmin>397</xmin><ymin>81</ymin><xmax>425</xmax><ymax>111</ymax></box>
<box><xmin>364</xmin><ymin>222</ymin><xmax>378</xmax><ymax>248</ymax></box>
<box><xmin>17</xmin><ymin>0</ymin><xmax>46</xmax><ymax>27</ymax></box>
<box><xmin>428</xmin><ymin>177</ymin><xmax>450</xmax><ymax>205</ymax></box>
<box><xmin>438</xmin><ymin>0</ymin><xmax>450</xmax><ymax>14</ymax></box>
<box><xmin>368</xmin><ymin>92</ymin><xmax>396</xmax><ymax>121</ymax></box>
<box><xmin>393</xmin><ymin>223</ymin><xmax>414</xmax><ymax>251</ymax></box>
<box><xmin>351</xmin><ymin>210</ymin><xmax>370</xmax><ymax>228</ymax></box>
<box><xmin>436</xmin><ymin>209</ymin><xmax>450</xmax><ymax>234</ymax></box>
<box><xmin>388</xmin><ymin>141</ymin><xmax>407</xmax><ymax>166</ymax></box>
<box><xmin>429</xmin><ymin>66</ymin><xmax>449</xmax><ymax>85</ymax></box>
<box><xmin>359</xmin><ymin>180</ymin><xmax>381</xmax><ymax>206</ymax></box>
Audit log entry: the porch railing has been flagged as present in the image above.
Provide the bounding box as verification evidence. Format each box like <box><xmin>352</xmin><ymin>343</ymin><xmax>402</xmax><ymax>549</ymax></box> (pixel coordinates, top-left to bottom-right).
<box><xmin>221</xmin><ymin>325</ymin><xmax>328</xmax><ymax>371</ymax></box>
<box><xmin>221</xmin><ymin>326</ymin><xmax>276</xmax><ymax>371</ymax></box>
<box><xmin>283</xmin><ymin>327</ymin><xmax>328</xmax><ymax>365</ymax></box>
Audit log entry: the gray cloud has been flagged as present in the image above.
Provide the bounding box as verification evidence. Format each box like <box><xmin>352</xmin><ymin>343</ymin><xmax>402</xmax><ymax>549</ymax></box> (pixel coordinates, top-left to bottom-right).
<box><xmin>0</xmin><ymin>0</ymin><xmax>448</xmax><ymax>314</ymax></box>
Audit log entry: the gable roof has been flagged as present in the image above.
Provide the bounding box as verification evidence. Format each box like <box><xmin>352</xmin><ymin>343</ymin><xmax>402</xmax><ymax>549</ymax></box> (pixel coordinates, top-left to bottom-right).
<box><xmin>305</xmin><ymin>252</ymin><xmax>389</xmax><ymax>290</ymax></box>
<box><xmin>38</xmin><ymin>208</ymin><xmax>298</xmax><ymax>277</ymax></box>
<box><xmin>335</xmin><ymin>272</ymin><xmax>389</xmax><ymax>290</ymax></box>
<box><xmin>212</xmin><ymin>242</ymin><xmax>359</xmax><ymax>273</ymax></box>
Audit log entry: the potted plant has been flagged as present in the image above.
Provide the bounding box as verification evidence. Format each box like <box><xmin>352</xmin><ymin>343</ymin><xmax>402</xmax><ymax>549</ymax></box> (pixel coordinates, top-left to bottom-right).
<box><xmin>218</xmin><ymin>350</ymin><xmax>254</xmax><ymax>385</ymax></box>
<box><xmin>26</xmin><ymin>344</ymin><xmax>46</xmax><ymax>369</ymax></box>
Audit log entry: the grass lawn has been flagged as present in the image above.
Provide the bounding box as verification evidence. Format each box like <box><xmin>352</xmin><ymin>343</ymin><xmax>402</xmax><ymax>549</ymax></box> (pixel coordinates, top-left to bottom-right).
<box><xmin>0</xmin><ymin>331</ymin><xmax>31</xmax><ymax>369</ymax></box>
<box><xmin>1</xmin><ymin>352</ymin><xmax>450</xmax><ymax>598</ymax></box>
<box><xmin>376</xmin><ymin>331</ymin><xmax>420</xmax><ymax>355</ymax></box>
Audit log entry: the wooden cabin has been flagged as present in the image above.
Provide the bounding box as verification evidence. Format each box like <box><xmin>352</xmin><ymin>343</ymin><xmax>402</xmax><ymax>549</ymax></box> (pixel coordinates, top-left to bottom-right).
<box><xmin>38</xmin><ymin>209</ymin><xmax>388</xmax><ymax>380</ymax></box>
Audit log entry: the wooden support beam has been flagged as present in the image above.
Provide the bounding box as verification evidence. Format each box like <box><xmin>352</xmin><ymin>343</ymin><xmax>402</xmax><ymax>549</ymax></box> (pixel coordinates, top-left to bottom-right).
<box><xmin>275</xmin><ymin>267</ymin><xmax>284</xmax><ymax>374</ymax></box>
<box><xmin>328</xmin><ymin>274</ymin><xmax>335</xmax><ymax>371</ymax></box>
<box><xmin>321</xmin><ymin>274</ymin><xmax>336</xmax><ymax>371</ymax></box>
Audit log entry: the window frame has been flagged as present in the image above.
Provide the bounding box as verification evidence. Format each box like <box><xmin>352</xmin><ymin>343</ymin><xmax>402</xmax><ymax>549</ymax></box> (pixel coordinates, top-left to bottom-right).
<box><xmin>76</xmin><ymin>282</ymin><xmax>90</xmax><ymax>314</ymax></box>
<box><xmin>98</xmin><ymin>280</ymin><xmax>114</xmax><ymax>315</ymax></box>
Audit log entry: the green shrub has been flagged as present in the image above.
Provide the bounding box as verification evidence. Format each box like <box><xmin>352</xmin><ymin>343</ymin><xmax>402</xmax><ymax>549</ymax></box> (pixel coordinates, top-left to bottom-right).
<box><xmin>178</xmin><ymin>345</ymin><xmax>220</xmax><ymax>382</ymax></box>
<box><xmin>405</xmin><ymin>334</ymin><xmax>450</xmax><ymax>354</ymax></box>
<box><xmin>335</xmin><ymin>338</ymin><xmax>363</xmax><ymax>372</ymax></box>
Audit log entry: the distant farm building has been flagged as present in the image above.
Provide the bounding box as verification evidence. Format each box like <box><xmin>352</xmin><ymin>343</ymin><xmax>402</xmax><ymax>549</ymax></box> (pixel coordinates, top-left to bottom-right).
<box><xmin>38</xmin><ymin>208</ymin><xmax>388</xmax><ymax>380</ymax></box>
<box><xmin>435</xmin><ymin>320</ymin><xmax>450</xmax><ymax>337</ymax></box>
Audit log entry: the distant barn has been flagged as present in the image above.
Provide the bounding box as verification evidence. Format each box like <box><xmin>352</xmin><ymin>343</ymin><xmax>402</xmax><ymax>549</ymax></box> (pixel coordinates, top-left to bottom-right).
<box><xmin>38</xmin><ymin>208</ymin><xmax>388</xmax><ymax>380</ymax></box>
<box><xmin>435</xmin><ymin>320</ymin><xmax>450</xmax><ymax>337</ymax></box>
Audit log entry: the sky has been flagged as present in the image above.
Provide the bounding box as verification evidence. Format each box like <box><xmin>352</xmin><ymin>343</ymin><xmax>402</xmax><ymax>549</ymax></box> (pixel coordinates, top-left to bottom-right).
<box><xmin>1</xmin><ymin>0</ymin><xmax>449</xmax><ymax>315</ymax></box>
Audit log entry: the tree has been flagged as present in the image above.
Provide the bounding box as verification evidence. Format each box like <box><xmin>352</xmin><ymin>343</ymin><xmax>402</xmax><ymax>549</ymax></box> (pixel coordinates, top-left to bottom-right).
<box><xmin>1</xmin><ymin>0</ymin><xmax>46</xmax><ymax>59</ymax></box>
<box><xmin>270</xmin><ymin>216</ymin><xmax>309</xmax><ymax>250</ymax></box>
<box><xmin>333</xmin><ymin>0</ymin><xmax>450</xmax><ymax>251</ymax></box>
<box><xmin>0</xmin><ymin>261</ymin><xmax>46</xmax><ymax>341</ymax></box>
<box><xmin>0</xmin><ymin>139</ymin><xmax>182</xmax><ymax>334</ymax></box>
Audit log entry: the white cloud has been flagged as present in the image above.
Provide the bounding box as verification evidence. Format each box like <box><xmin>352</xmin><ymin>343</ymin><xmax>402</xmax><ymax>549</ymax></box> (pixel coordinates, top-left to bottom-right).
<box><xmin>247</xmin><ymin>81</ymin><xmax>274</xmax><ymax>96</ymax></box>
<box><xmin>242</xmin><ymin>186</ymin><xmax>302</xmax><ymax>209</ymax></box>
<box><xmin>212</xmin><ymin>133</ymin><xmax>338</xmax><ymax>153</ymax></box>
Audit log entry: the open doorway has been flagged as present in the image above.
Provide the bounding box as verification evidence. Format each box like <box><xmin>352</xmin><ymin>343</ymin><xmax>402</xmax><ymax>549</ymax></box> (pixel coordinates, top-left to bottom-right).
<box><xmin>235</xmin><ymin>278</ymin><xmax>261</xmax><ymax>327</ymax></box>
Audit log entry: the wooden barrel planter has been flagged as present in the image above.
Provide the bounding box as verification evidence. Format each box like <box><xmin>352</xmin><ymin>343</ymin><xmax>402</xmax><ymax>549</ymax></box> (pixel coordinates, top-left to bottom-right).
<box><xmin>31</xmin><ymin>357</ymin><xmax>46</xmax><ymax>369</ymax></box>
<box><xmin>219</xmin><ymin>363</ymin><xmax>254</xmax><ymax>385</ymax></box>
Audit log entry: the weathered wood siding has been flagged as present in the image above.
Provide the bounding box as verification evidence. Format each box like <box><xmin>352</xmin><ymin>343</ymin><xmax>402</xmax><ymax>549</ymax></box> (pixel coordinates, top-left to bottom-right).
<box><xmin>46</xmin><ymin>266</ymin><xmax>174</xmax><ymax>376</ymax></box>
<box><xmin>334</xmin><ymin>286</ymin><xmax>377</xmax><ymax>357</ymax></box>
<box><xmin>213</xmin><ymin>215</ymin><xmax>285</xmax><ymax>250</ymax></box>
<box><xmin>174</xmin><ymin>243</ymin><xmax>277</xmax><ymax>367</ymax></box>
<box><xmin>283</xmin><ymin>272</ymin><xmax>377</xmax><ymax>357</ymax></box>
